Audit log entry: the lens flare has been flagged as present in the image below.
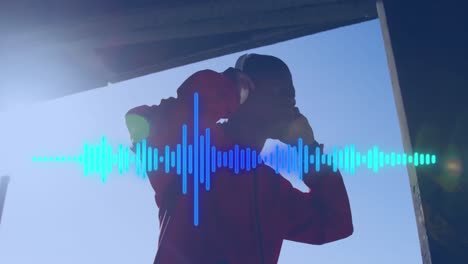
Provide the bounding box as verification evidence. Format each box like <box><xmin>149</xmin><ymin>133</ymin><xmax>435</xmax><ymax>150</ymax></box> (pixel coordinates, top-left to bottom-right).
<box><xmin>445</xmin><ymin>158</ymin><xmax>463</xmax><ymax>177</ymax></box>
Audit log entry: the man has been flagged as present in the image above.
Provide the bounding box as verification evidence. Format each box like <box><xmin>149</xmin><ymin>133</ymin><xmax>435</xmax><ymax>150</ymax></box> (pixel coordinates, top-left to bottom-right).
<box><xmin>201</xmin><ymin>54</ymin><xmax>353</xmax><ymax>263</ymax></box>
<box><xmin>127</xmin><ymin>54</ymin><xmax>353</xmax><ymax>263</ymax></box>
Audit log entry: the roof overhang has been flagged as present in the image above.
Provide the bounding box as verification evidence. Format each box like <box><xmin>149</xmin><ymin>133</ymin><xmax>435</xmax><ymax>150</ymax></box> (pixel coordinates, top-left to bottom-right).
<box><xmin>0</xmin><ymin>0</ymin><xmax>377</xmax><ymax>109</ymax></box>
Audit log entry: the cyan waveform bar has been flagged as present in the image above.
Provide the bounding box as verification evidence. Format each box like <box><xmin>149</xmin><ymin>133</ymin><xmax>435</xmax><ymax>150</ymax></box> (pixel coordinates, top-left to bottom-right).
<box><xmin>32</xmin><ymin>93</ymin><xmax>438</xmax><ymax>226</ymax></box>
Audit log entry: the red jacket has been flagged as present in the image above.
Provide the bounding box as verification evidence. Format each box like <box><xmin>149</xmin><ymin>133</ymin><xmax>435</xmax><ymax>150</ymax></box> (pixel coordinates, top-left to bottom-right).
<box><xmin>126</xmin><ymin>71</ymin><xmax>353</xmax><ymax>264</ymax></box>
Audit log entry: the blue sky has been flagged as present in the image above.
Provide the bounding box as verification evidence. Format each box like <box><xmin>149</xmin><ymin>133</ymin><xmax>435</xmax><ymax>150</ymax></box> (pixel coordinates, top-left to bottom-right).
<box><xmin>0</xmin><ymin>20</ymin><xmax>422</xmax><ymax>263</ymax></box>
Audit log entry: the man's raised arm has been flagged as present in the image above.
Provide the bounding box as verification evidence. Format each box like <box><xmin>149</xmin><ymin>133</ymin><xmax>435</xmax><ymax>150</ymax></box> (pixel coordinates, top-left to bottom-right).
<box><xmin>279</xmin><ymin>163</ymin><xmax>353</xmax><ymax>245</ymax></box>
<box><xmin>277</xmin><ymin>113</ymin><xmax>353</xmax><ymax>244</ymax></box>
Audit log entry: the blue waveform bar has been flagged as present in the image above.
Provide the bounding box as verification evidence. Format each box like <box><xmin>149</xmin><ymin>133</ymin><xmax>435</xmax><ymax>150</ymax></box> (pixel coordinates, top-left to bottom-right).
<box><xmin>32</xmin><ymin>93</ymin><xmax>438</xmax><ymax>226</ymax></box>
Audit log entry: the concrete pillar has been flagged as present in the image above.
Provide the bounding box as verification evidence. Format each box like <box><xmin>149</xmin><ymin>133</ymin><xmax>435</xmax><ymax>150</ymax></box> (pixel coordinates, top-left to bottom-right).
<box><xmin>377</xmin><ymin>1</ymin><xmax>468</xmax><ymax>263</ymax></box>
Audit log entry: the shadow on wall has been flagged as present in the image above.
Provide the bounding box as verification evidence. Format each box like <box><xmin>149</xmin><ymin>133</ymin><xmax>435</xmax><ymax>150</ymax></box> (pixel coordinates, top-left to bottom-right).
<box><xmin>0</xmin><ymin>175</ymin><xmax>11</xmax><ymax>225</ymax></box>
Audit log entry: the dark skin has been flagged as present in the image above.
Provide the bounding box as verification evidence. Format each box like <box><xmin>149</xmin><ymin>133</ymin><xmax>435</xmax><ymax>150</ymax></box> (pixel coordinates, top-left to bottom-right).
<box><xmin>222</xmin><ymin>88</ymin><xmax>317</xmax><ymax>151</ymax></box>
<box><xmin>221</xmin><ymin>78</ymin><xmax>328</xmax><ymax>185</ymax></box>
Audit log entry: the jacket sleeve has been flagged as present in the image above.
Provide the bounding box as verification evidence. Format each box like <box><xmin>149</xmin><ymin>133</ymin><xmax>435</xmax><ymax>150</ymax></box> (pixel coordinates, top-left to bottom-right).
<box><xmin>125</xmin><ymin>99</ymin><xmax>183</xmax><ymax>208</ymax></box>
<box><xmin>279</xmin><ymin>166</ymin><xmax>353</xmax><ymax>245</ymax></box>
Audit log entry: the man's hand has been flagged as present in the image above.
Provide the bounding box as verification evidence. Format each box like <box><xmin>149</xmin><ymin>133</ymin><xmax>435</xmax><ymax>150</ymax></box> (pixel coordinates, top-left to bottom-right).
<box><xmin>302</xmin><ymin>142</ymin><xmax>339</xmax><ymax>187</ymax></box>
<box><xmin>280</xmin><ymin>113</ymin><xmax>315</xmax><ymax>146</ymax></box>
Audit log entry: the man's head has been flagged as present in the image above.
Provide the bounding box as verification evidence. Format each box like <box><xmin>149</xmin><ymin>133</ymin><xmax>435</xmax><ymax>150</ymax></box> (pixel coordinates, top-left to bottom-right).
<box><xmin>228</xmin><ymin>54</ymin><xmax>300</xmax><ymax>146</ymax></box>
<box><xmin>225</xmin><ymin>54</ymin><xmax>315</xmax><ymax>148</ymax></box>
<box><xmin>236</xmin><ymin>54</ymin><xmax>296</xmax><ymax>104</ymax></box>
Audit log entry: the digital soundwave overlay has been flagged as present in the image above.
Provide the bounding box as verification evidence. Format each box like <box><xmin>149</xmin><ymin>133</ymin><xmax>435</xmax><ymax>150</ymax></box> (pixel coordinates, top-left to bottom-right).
<box><xmin>32</xmin><ymin>93</ymin><xmax>437</xmax><ymax>226</ymax></box>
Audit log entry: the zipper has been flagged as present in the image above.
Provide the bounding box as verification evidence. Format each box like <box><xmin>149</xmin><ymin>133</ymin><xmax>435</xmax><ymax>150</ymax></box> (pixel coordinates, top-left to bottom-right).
<box><xmin>253</xmin><ymin>170</ymin><xmax>265</xmax><ymax>264</ymax></box>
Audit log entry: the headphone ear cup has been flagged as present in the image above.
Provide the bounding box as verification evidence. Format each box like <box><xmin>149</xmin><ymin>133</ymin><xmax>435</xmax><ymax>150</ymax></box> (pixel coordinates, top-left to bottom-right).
<box><xmin>240</xmin><ymin>86</ymin><xmax>249</xmax><ymax>104</ymax></box>
<box><xmin>235</xmin><ymin>54</ymin><xmax>251</xmax><ymax>70</ymax></box>
<box><xmin>236</xmin><ymin>72</ymin><xmax>255</xmax><ymax>104</ymax></box>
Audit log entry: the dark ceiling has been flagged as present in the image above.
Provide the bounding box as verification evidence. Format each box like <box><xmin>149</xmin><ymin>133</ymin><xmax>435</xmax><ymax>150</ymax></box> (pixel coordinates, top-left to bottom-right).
<box><xmin>0</xmin><ymin>0</ymin><xmax>377</xmax><ymax>109</ymax></box>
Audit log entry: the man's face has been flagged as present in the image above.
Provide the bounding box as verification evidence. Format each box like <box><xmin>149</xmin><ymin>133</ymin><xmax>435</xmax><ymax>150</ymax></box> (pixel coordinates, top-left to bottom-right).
<box><xmin>233</xmin><ymin>91</ymin><xmax>296</xmax><ymax>141</ymax></box>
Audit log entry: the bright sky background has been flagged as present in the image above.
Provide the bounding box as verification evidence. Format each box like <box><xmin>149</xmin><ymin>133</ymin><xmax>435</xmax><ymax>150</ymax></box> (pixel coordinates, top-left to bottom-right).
<box><xmin>0</xmin><ymin>20</ymin><xmax>423</xmax><ymax>263</ymax></box>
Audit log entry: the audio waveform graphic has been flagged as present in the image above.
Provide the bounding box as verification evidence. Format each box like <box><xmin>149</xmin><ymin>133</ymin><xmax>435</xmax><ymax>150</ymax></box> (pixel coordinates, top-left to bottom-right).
<box><xmin>32</xmin><ymin>93</ymin><xmax>437</xmax><ymax>226</ymax></box>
